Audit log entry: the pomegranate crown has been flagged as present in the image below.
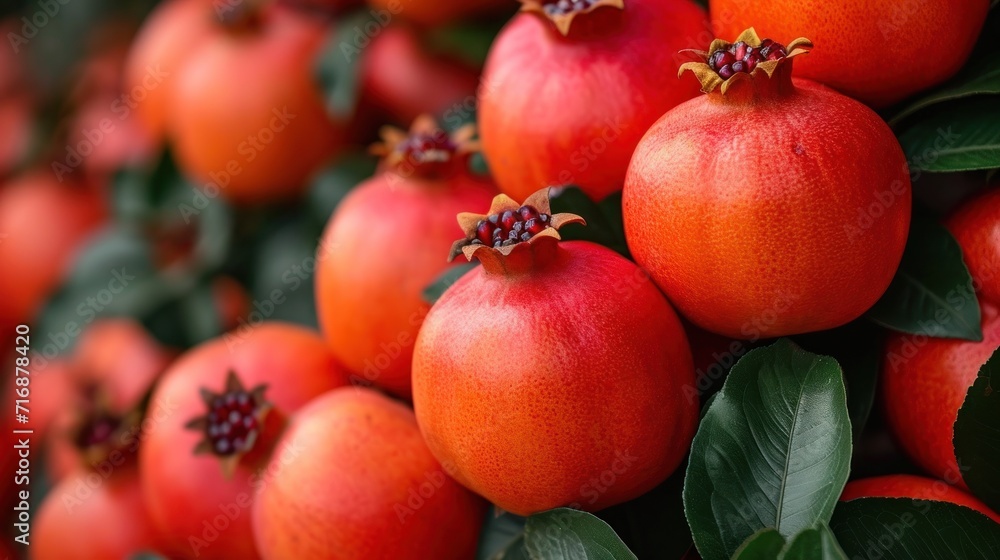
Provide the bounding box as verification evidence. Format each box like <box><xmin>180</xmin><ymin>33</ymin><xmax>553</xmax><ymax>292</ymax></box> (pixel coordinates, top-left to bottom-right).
<box><xmin>679</xmin><ymin>28</ymin><xmax>812</xmax><ymax>94</ymax></box>
<box><xmin>370</xmin><ymin>115</ymin><xmax>479</xmax><ymax>178</ymax></box>
<box><xmin>449</xmin><ymin>188</ymin><xmax>585</xmax><ymax>274</ymax></box>
<box><xmin>185</xmin><ymin>370</ymin><xmax>272</xmax><ymax>478</ymax></box>
<box><xmin>71</xmin><ymin>390</ymin><xmax>144</xmax><ymax>470</ymax></box>
<box><xmin>519</xmin><ymin>0</ymin><xmax>624</xmax><ymax>36</ymax></box>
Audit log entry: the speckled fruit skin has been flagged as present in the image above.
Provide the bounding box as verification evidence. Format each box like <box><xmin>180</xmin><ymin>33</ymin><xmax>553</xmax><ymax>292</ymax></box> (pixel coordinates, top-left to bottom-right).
<box><xmin>33</xmin><ymin>470</ymin><xmax>166</xmax><ymax>560</ymax></box>
<box><xmin>841</xmin><ymin>475</ymin><xmax>1000</xmax><ymax>524</ymax></box>
<box><xmin>140</xmin><ymin>323</ymin><xmax>349</xmax><ymax>560</ymax></box>
<box><xmin>412</xmin><ymin>241</ymin><xmax>697</xmax><ymax>515</ymax></box>
<box><xmin>882</xmin><ymin>189</ymin><xmax>1000</xmax><ymax>486</ymax></box>
<box><xmin>0</xmin><ymin>173</ymin><xmax>105</xmax><ymax>330</ymax></box>
<box><xmin>479</xmin><ymin>0</ymin><xmax>709</xmax><ymax>202</ymax></box>
<box><xmin>623</xmin><ymin>78</ymin><xmax>910</xmax><ymax>339</ymax></box>
<box><xmin>169</xmin><ymin>5</ymin><xmax>344</xmax><ymax>203</ymax></box>
<box><xmin>252</xmin><ymin>388</ymin><xmax>485</xmax><ymax>560</ymax></box>
<box><xmin>316</xmin><ymin>172</ymin><xmax>494</xmax><ymax>398</ymax></box>
<box><xmin>711</xmin><ymin>0</ymin><xmax>989</xmax><ymax>107</ymax></box>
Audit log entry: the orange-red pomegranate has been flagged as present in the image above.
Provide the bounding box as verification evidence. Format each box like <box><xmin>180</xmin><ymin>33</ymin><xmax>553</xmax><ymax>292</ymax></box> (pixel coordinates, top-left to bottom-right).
<box><xmin>139</xmin><ymin>323</ymin><xmax>350</xmax><ymax>560</ymax></box>
<box><xmin>711</xmin><ymin>0</ymin><xmax>990</xmax><ymax>107</ymax></box>
<box><xmin>841</xmin><ymin>474</ymin><xmax>1000</xmax><ymax>524</ymax></box>
<box><xmin>412</xmin><ymin>188</ymin><xmax>697</xmax><ymax>516</ymax></box>
<box><xmin>316</xmin><ymin>117</ymin><xmax>495</xmax><ymax>398</ymax></box>
<box><xmin>883</xmin><ymin>188</ymin><xmax>1000</xmax><ymax>486</ymax></box>
<box><xmin>366</xmin><ymin>0</ymin><xmax>512</xmax><ymax>27</ymax></box>
<box><xmin>479</xmin><ymin>0</ymin><xmax>709</xmax><ymax>202</ymax></box>
<box><xmin>623</xmin><ymin>29</ymin><xmax>910</xmax><ymax>339</ymax></box>
<box><xmin>252</xmin><ymin>388</ymin><xmax>485</xmax><ymax>559</ymax></box>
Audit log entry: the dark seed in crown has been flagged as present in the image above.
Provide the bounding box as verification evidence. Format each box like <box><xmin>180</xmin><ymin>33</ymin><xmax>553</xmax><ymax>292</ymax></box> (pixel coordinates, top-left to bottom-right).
<box><xmin>479</xmin><ymin>204</ymin><xmax>553</xmax><ymax>249</ymax></box>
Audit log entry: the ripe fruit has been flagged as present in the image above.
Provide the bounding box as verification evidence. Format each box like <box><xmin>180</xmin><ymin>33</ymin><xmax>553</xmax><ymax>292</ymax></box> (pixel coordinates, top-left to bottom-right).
<box><xmin>168</xmin><ymin>3</ymin><xmax>345</xmax><ymax>203</ymax></box>
<box><xmin>841</xmin><ymin>475</ymin><xmax>1000</xmax><ymax>524</ymax></box>
<box><xmin>123</xmin><ymin>0</ymin><xmax>214</xmax><ymax>140</ymax></box>
<box><xmin>34</xmin><ymin>469</ymin><xmax>167</xmax><ymax>560</ymax></box>
<box><xmin>623</xmin><ymin>29</ymin><xmax>910</xmax><ymax>339</ymax></box>
<box><xmin>316</xmin><ymin>116</ymin><xmax>495</xmax><ymax>398</ymax></box>
<box><xmin>412</xmin><ymin>188</ymin><xmax>697</xmax><ymax>516</ymax></box>
<box><xmin>882</xmin><ymin>188</ymin><xmax>1000</xmax><ymax>485</ymax></box>
<box><xmin>140</xmin><ymin>323</ymin><xmax>350</xmax><ymax>559</ymax></box>
<box><xmin>711</xmin><ymin>0</ymin><xmax>989</xmax><ymax>107</ymax></box>
<box><xmin>0</xmin><ymin>173</ymin><xmax>105</xmax><ymax>330</ymax></box>
<box><xmin>359</xmin><ymin>25</ymin><xmax>480</xmax><ymax>126</ymax></box>
<box><xmin>479</xmin><ymin>0</ymin><xmax>709</xmax><ymax>202</ymax></box>
<box><xmin>366</xmin><ymin>0</ymin><xmax>512</xmax><ymax>27</ymax></box>
<box><xmin>252</xmin><ymin>388</ymin><xmax>485</xmax><ymax>559</ymax></box>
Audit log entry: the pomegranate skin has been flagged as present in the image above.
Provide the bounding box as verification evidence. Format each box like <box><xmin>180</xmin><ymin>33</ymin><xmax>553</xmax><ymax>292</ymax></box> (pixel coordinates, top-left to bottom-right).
<box><xmin>139</xmin><ymin>323</ymin><xmax>350</xmax><ymax>560</ymax></box>
<box><xmin>883</xmin><ymin>189</ymin><xmax>1000</xmax><ymax>486</ymax></box>
<box><xmin>841</xmin><ymin>475</ymin><xmax>1000</xmax><ymax>524</ymax></box>
<box><xmin>33</xmin><ymin>471</ymin><xmax>167</xmax><ymax>560</ymax></box>
<box><xmin>252</xmin><ymin>388</ymin><xmax>485</xmax><ymax>560</ymax></box>
<box><xmin>624</xmin><ymin>78</ymin><xmax>910</xmax><ymax>339</ymax></box>
<box><xmin>479</xmin><ymin>0</ymin><xmax>709</xmax><ymax>202</ymax></box>
<box><xmin>316</xmin><ymin>172</ymin><xmax>495</xmax><ymax>398</ymax></box>
<box><xmin>711</xmin><ymin>0</ymin><xmax>989</xmax><ymax>108</ymax></box>
<box><xmin>412</xmin><ymin>241</ymin><xmax>697</xmax><ymax>516</ymax></box>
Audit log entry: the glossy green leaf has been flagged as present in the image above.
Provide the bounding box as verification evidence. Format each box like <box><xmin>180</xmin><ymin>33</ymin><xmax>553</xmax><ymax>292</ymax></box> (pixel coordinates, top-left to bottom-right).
<box><xmin>890</xmin><ymin>57</ymin><xmax>1000</xmax><ymax>126</ymax></box>
<box><xmin>315</xmin><ymin>12</ymin><xmax>368</xmax><ymax>119</ymax></box>
<box><xmin>521</xmin><ymin>509</ymin><xmax>636</xmax><ymax>560</ymax></box>
<box><xmin>897</xmin><ymin>98</ymin><xmax>1000</xmax><ymax>172</ymax></box>
<box><xmin>955</xmin><ymin>347</ymin><xmax>1000</xmax><ymax>512</ymax></box>
<box><xmin>867</xmin><ymin>215</ymin><xmax>982</xmax><ymax>341</ymax></box>
<box><xmin>549</xmin><ymin>187</ymin><xmax>630</xmax><ymax>258</ymax></box>
<box><xmin>597</xmin><ymin>469</ymin><xmax>691</xmax><ymax>559</ymax></box>
<box><xmin>779</xmin><ymin>525</ymin><xmax>847</xmax><ymax>560</ymax></box>
<box><xmin>831</xmin><ymin>498</ymin><xmax>1000</xmax><ymax>559</ymax></box>
<box><xmin>479</xmin><ymin>513</ymin><xmax>527</xmax><ymax>560</ymax></box>
<box><xmin>422</xmin><ymin>263</ymin><xmax>478</xmax><ymax>305</ymax></box>
<box><xmin>732</xmin><ymin>529</ymin><xmax>786</xmax><ymax>559</ymax></box>
<box><xmin>684</xmin><ymin>339</ymin><xmax>852</xmax><ymax>560</ymax></box>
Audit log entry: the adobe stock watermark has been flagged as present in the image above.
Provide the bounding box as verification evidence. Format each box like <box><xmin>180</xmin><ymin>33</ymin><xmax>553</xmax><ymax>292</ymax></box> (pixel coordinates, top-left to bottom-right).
<box><xmin>178</xmin><ymin>106</ymin><xmax>296</xmax><ymax>223</ymax></box>
<box><xmin>394</xmin><ymin>460</ymin><xmax>460</xmax><ymax>524</ymax></box>
<box><xmin>338</xmin><ymin>0</ymin><xmax>414</xmax><ymax>62</ymax></box>
<box><xmin>6</xmin><ymin>0</ymin><xmax>72</xmax><ymax>54</ymax></box>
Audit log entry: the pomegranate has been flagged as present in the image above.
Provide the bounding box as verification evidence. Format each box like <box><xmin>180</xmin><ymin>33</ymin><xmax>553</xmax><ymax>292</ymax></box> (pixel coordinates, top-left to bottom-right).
<box><xmin>366</xmin><ymin>0</ymin><xmax>512</xmax><ymax>27</ymax></box>
<box><xmin>252</xmin><ymin>388</ymin><xmax>485</xmax><ymax>559</ymax></box>
<box><xmin>841</xmin><ymin>475</ymin><xmax>1000</xmax><ymax>524</ymax></box>
<box><xmin>34</xmin><ymin>469</ymin><xmax>167</xmax><ymax>560</ymax></box>
<box><xmin>711</xmin><ymin>0</ymin><xmax>990</xmax><ymax>107</ymax></box>
<box><xmin>883</xmin><ymin>188</ymin><xmax>1000</xmax><ymax>486</ymax></box>
<box><xmin>168</xmin><ymin>2</ymin><xmax>345</xmax><ymax>203</ymax></box>
<box><xmin>316</xmin><ymin>116</ymin><xmax>495</xmax><ymax>398</ymax></box>
<box><xmin>479</xmin><ymin>0</ymin><xmax>709</xmax><ymax>202</ymax></box>
<box><xmin>139</xmin><ymin>322</ymin><xmax>350</xmax><ymax>559</ymax></box>
<box><xmin>411</xmin><ymin>188</ymin><xmax>697</xmax><ymax>516</ymax></box>
<box><xmin>0</xmin><ymin>173</ymin><xmax>106</xmax><ymax>331</ymax></box>
<box><xmin>623</xmin><ymin>28</ymin><xmax>911</xmax><ymax>339</ymax></box>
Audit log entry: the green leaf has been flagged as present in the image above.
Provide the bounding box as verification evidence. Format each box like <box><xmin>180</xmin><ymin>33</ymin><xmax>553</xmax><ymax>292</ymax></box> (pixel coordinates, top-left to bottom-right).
<box><xmin>315</xmin><ymin>13</ymin><xmax>368</xmax><ymax>119</ymax></box>
<box><xmin>522</xmin><ymin>509</ymin><xmax>636</xmax><ymax>560</ymax></box>
<box><xmin>831</xmin><ymin>498</ymin><xmax>1000</xmax><ymax>559</ymax></box>
<box><xmin>778</xmin><ymin>525</ymin><xmax>847</xmax><ymax>560</ymax></box>
<box><xmin>596</xmin><ymin>469</ymin><xmax>691</xmax><ymax>559</ymax></box>
<box><xmin>732</xmin><ymin>529</ymin><xmax>786</xmax><ymax>559</ymax></box>
<box><xmin>954</xmin><ymin>347</ymin><xmax>1000</xmax><ymax>512</ymax></box>
<box><xmin>867</xmin><ymin>214</ymin><xmax>982</xmax><ymax>341</ymax></box>
<box><xmin>890</xmin><ymin>57</ymin><xmax>1000</xmax><ymax>126</ymax></box>
<box><xmin>897</xmin><ymin>98</ymin><xmax>1000</xmax><ymax>172</ymax></box>
<box><xmin>549</xmin><ymin>188</ymin><xmax>630</xmax><ymax>258</ymax></box>
<box><xmin>478</xmin><ymin>513</ymin><xmax>527</xmax><ymax>560</ymax></box>
<box><xmin>684</xmin><ymin>339</ymin><xmax>852</xmax><ymax>560</ymax></box>
<box><xmin>308</xmin><ymin>153</ymin><xmax>376</xmax><ymax>224</ymax></box>
<box><xmin>422</xmin><ymin>263</ymin><xmax>477</xmax><ymax>305</ymax></box>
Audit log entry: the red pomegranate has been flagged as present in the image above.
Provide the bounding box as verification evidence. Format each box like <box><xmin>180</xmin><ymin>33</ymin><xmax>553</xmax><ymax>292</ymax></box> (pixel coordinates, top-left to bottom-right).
<box><xmin>711</xmin><ymin>0</ymin><xmax>990</xmax><ymax>108</ymax></box>
<box><xmin>883</xmin><ymin>188</ymin><xmax>1000</xmax><ymax>485</ymax></box>
<box><xmin>841</xmin><ymin>474</ymin><xmax>1000</xmax><ymax>524</ymax></box>
<box><xmin>479</xmin><ymin>0</ymin><xmax>710</xmax><ymax>202</ymax></box>
<box><xmin>252</xmin><ymin>388</ymin><xmax>485</xmax><ymax>559</ymax></box>
<box><xmin>366</xmin><ymin>0</ymin><xmax>512</xmax><ymax>27</ymax></box>
<box><xmin>34</xmin><ymin>469</ymin><xmax>167</xmax><ymax>559</ymax></box>
<box><xmin>623</xmin><ymin>29</ymin><xmax>910</xmax><ymax>339</ymax></box>
<box><xmin>316</xmin><ymin>116</ymin><xmax>495</xmax><ymax>398</ymax></box>
<box><xmin>139</xmin><ymin>323</ymin><xmax>350</xmax><ymax>559</ymax></box>
<box><xmin>411</xmin><ymin>188</ymin><xmax>698</xmax><ymax>516</ymax></box>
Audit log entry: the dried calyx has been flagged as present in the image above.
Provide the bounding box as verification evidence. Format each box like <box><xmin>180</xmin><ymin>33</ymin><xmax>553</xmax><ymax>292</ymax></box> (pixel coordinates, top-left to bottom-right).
<box><xmin>71</xmin><ymin>400</ymin><xmax>143</xmax><ymax>467</ymax></box>
<box><xmin>370</xmin><ymin>115</ymin><xmax>479</xmax><ymax>178</ymax></box>
<box><xmin>186</xmin><ymin>371</ymin><xmax>272</xmax><ymax>476</ymax></box>
<box><xmin>679</xmin><ymin>28</ymin><xmax>812</xmax><ymax>94</ymax></box>
<box><xmin>450</xmin><ymin>188</ymin><xmax>585</xmax><ymax>274</ymax></box>
<box><xmin>519</xmin><ymin>0</ymin><xmax>624</xmax><ymax>36</ymax></box>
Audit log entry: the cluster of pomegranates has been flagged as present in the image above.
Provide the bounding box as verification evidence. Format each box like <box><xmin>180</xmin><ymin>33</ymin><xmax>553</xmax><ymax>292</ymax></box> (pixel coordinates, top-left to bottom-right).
<box><xmin>7</xmin><ymin>0</ymin><xmax>999</xmax><ymax>557</ymax></box>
